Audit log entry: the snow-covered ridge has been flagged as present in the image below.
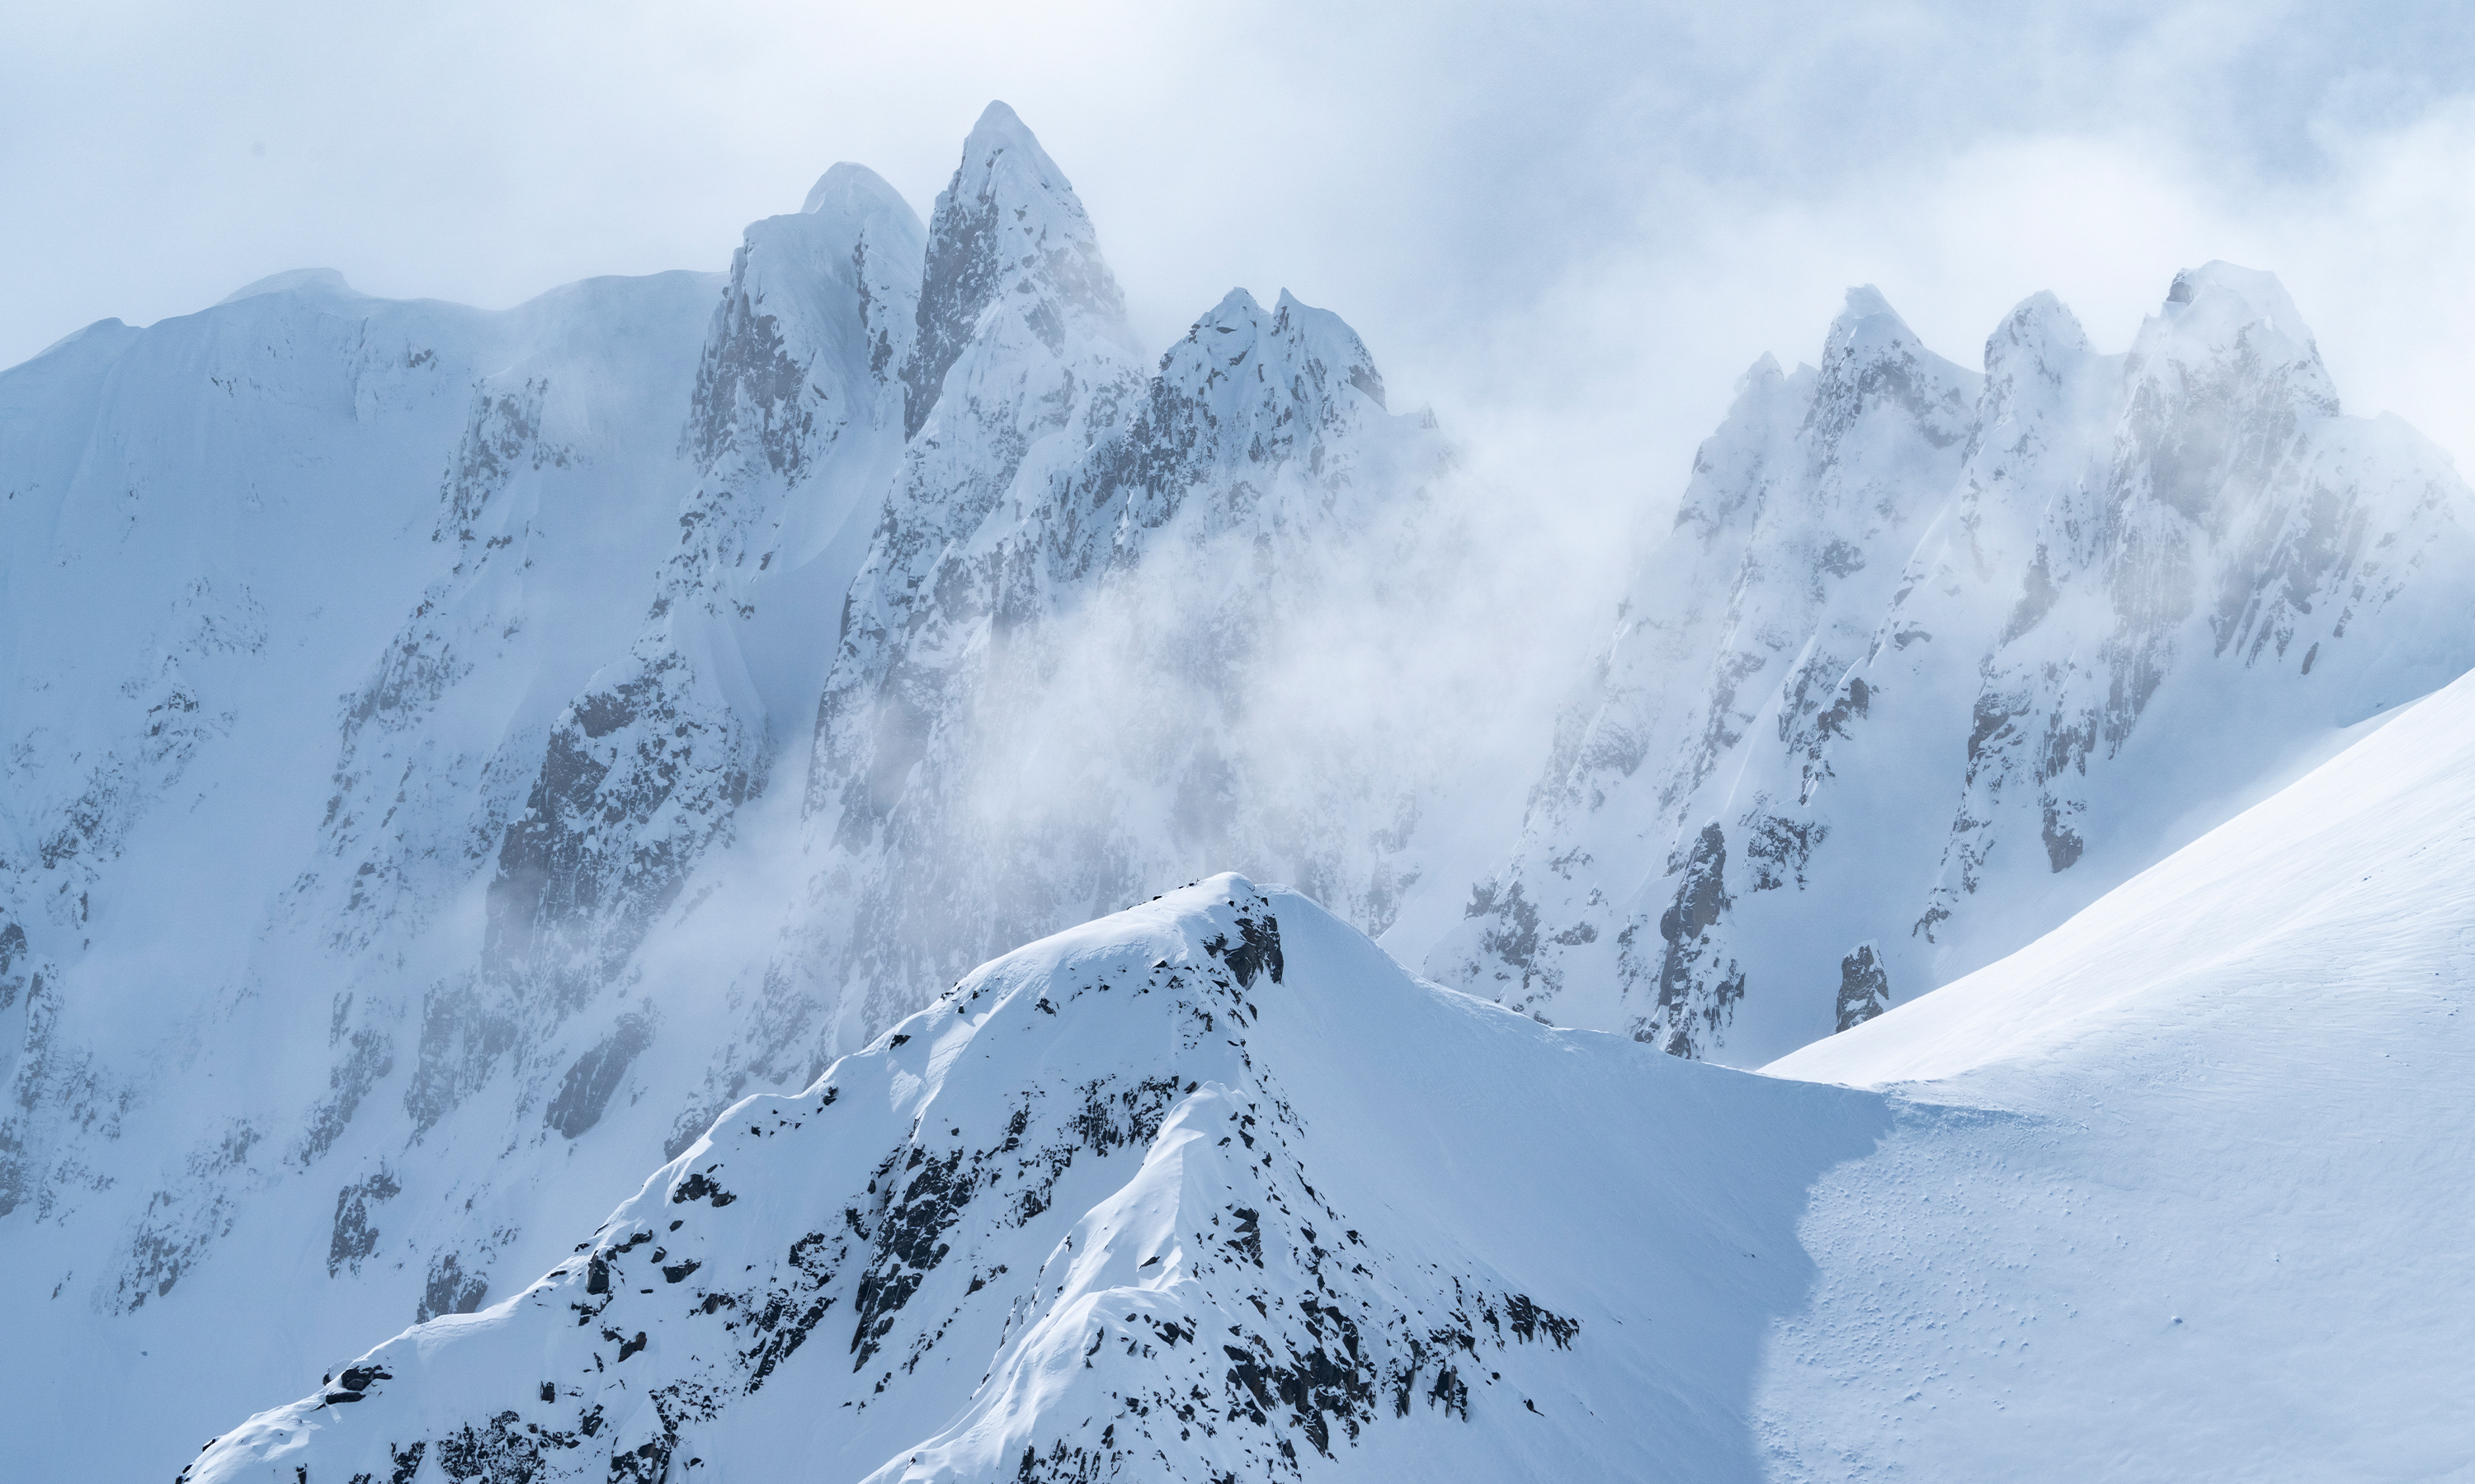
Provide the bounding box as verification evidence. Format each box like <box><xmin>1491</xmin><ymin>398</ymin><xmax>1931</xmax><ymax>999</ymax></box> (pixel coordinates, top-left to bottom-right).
<box><xmin>189</xmin><ymin>644</ymin><xmax>2475</xmax><ymax>1478</ymax></box>
<box><xmin>182</xmin><ymin>876</ymin><xmax>1883</xmax><ymax>1482</ymax></box>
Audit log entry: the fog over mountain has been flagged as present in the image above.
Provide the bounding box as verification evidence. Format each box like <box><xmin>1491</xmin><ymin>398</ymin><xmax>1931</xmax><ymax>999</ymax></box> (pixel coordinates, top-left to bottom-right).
<box><xmin>6</xmin><ymin>17</ymin><xmax>2475</xmax><ymax>1480</ymax></box>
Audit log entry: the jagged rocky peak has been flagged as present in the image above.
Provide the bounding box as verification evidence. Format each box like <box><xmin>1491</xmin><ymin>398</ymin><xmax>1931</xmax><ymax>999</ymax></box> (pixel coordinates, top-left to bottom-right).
<box><xmin>2144</xmin><ymin>260</ymin><xmax>2335</xmax><ymax>404</ymax></box>
<box><xmin>1972</xmin><ymin>289</ymin><xmax>2110</xmax><ymax>453</ymax></box>
<box><xmin>1804</xmin><ymin>284</ymin><xmax>1978</xmax><ymax>450</ymax></box>
<box><xmin>1030</xmin><ymin>285</ymin><xmax>1435</xmax><ymax>590</ymax></box>
<box><xmin>1203</xmin><ymin>285</ymin><xmax>1396</xmax><ymax>405</ymax></box>
<box><xmin>902</xmin><ymin>100</ymin><xmax>1136</xmax><ymax>436</ymax></box>
<box><xmin>1982</xmin><ymin>290</ymin><xmax>2094</xmax><ymax>387</ymax></box>
<box><xmin>688</xmin><ymin>161</ymin><xmax>924</xmax><ymax>475</ymax></box>
<box><xmin>1131</xmin><ymin>288</ymin><xmax>1390</xmax><ymax>473</ymax></box>
<box><xmin>1949</xmin><ymin>291</ymin><xmax>2114</xmax><ymax>583</ymax></box>
<box><xmin>2117</xmin><ymin>261</ymin><xmax>2343</xmax><ymax>525</ymax></box>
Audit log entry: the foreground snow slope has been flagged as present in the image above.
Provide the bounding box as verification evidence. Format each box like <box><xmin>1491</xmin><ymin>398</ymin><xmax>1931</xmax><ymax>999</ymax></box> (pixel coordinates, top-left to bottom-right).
<box><xmin>186</xmin><ymin>875</ymin><xmax>1888</xmax><ymax>1483</ymax></box>
<box><xmin>1760</xmin><ymin>665</ymin><xmax>2475</xmax><ymax>1479</ymax></box>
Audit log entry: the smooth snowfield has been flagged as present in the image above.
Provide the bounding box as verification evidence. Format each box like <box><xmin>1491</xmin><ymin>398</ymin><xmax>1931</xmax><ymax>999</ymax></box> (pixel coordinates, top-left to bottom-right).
<box><xmin>1761</xmin><ymin>667</ymin><xmax>2475</xmax><ymax>1479</ymax></box>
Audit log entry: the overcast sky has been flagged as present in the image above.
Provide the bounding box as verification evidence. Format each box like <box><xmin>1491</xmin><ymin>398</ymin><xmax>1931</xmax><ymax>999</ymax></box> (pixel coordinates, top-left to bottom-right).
<box><xmin>8</xmin><ymin>1</ymin><xmax>2474</xmax><ymax>502</ymax></box>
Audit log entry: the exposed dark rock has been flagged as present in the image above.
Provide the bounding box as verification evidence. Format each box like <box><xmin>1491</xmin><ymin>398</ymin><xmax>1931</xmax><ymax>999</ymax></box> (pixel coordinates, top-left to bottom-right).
<box><xmin>417</xmin><ymin>1251</ymin><xmax>491</xmax><ymax>1324</ymax></box>
<box><xmin>1834</xmin><ymin>944</ymin><xmax>1892</xmax><ymax>1032</ymax></box>
<box><xmin>327</xmin><ymin>1168</ymin><xmax>401</xmax><ymax>1278</ymax></box>
<box><xmin>544</xmin><ymin>1015</ymin><xmax>654</xmax><ymax>1139</ymax></box>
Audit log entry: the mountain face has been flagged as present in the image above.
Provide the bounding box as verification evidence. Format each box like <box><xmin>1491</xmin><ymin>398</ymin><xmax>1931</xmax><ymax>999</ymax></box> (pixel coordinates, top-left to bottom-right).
<box><xmin>792</xmin><ymin>277</ymin><xmax>1450</xmax><ymax>1064</ymax></box>
<box><xmin>431</xmin><ymin>163</ymin><xmax>925</xmax><ymax>1147</ymax></box>
<box><xmin>1430</xmin><ymin>265</ymin><xmax>2475</xmax><ymax>1064</ymax></box>
<box><xmin>0</xmin><ymin>259</ymin><xmax>724</xmax><ymax>1202</ymax></box>
<box><xmin>182</xmin><ymin>876</ymin><xmax>1888</xmax><ymax>1484</ymax></box>
<box><xmin>0</xmin><ymin>105</ymin><xmax>1468</xmax><ymax>1481</ymax></box>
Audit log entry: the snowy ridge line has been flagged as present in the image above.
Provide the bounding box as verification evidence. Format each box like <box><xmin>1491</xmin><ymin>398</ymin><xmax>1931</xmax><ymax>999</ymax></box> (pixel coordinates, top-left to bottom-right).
<box><xmin>185</xmin><ymin>874</ymin><xmax>1875</xmax><ymax>1483</ymax></box>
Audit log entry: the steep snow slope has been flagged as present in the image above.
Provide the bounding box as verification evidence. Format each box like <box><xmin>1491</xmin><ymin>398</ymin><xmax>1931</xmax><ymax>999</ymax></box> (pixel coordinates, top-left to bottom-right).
<box><xmin>402</xmin><ymin>163</ymin><xmax>925</xmax><ymax>1133</ymax></box>
<box><xmin>0</xmin><ymin>266</ymin><xmax>717</xmax><ymax>953</ymax></box>
<box><xmin>1756</xmin><ymin>665</ymin><xmax>2475</xmax><ymax>1480</ymax></box>
<box><xmin>184</xmin><ymin>876</ymin><xmax>1890</xmax><ymax>1484</ymax></box>
<box><xmin>1433</xmin><ymin>265</ymin><xmax>2475</xmax><ymax>1065</ymax></box>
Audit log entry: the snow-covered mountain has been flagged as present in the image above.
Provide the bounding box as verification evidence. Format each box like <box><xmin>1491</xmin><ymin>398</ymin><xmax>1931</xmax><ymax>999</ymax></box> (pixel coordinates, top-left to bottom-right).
<box><xmin>625</xmin><ymin>103</ymin><xmax>1464</xmax><ymax>1160</ymax></box>
<box><xmin>182</xmin><ymin>874</ymin><xmax>1890</xmax><ymax>1484</ymax></box>
<box><xmin>189</xmin><ymin>656</ymin><xmax>2475</xmax><ymax>1480</ymax></box>
<box><xmin>0</xmin><ymin>104</ymin><xmax>1472</xmax><ymax>1480</ymax></box>
<box><xmin>11</xmin><ymin>92</ymin><xmax>2475</xmax><ymax>1483</ymax></box>
<box><xmin>1431</xmin><ymin>266</ymin><xmax>2475</xmax><ymax>1064</ymax></box>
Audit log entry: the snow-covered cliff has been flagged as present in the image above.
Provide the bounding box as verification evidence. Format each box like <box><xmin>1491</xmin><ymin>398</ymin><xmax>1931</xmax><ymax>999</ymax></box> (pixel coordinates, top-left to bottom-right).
<box><xmin>1431</xmin><ymin>265</ymin><xmax>2475</xmax><ymax>1063</ymax></box>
